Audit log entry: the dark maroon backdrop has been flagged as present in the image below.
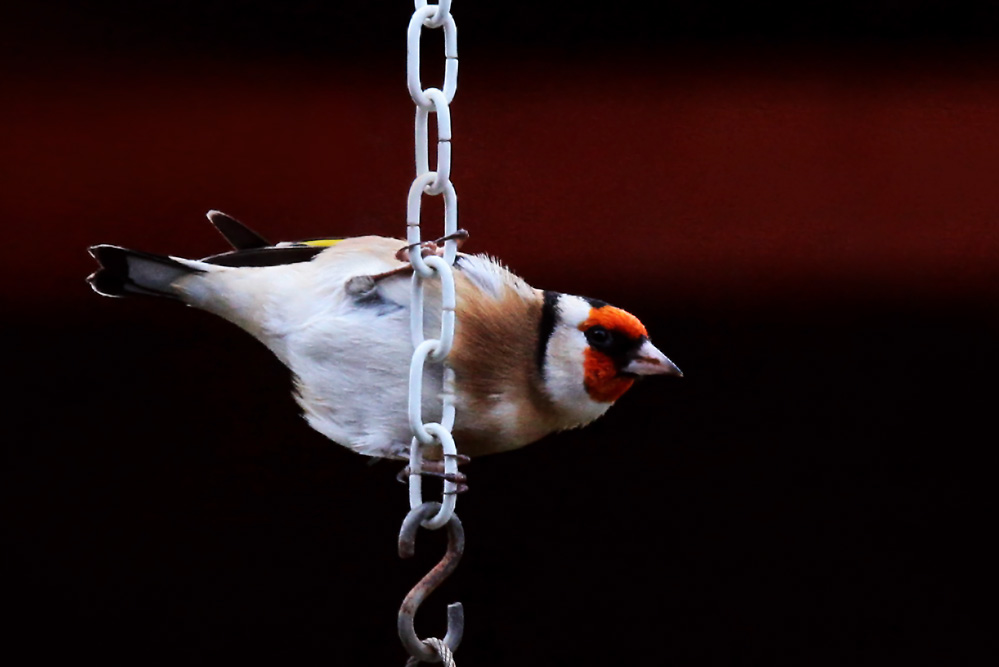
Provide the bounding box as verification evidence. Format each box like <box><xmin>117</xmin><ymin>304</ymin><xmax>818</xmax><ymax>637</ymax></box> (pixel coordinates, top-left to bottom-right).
<box><xmin>2</xmin><ymin>3</ymin><xmax>992</xmax><ymax>665</ymax></box>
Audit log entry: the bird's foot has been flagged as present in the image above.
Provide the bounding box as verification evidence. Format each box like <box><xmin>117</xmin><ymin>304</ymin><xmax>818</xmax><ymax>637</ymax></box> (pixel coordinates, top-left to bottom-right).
<box><xmin>431</xmin><ymin>229</ymin><xmax>470</xmax><ymax>249</ymax></box>
<box><xmin>395</xmin><ymin>229</ymin><xmax>469</xmax><ymax>263</ymax></box>
<box><xmin>347</xmin><ymin>230</ymin><xmax>469</xmax><ymax>296</ymax></box>
<box><xmin>345</xmin><ymin>267</ymin><xmax>411</xmax><ymax>298</ymax></box>
<box><xmin>395</xmin><ymin>454</ymin><xmax>471</xmax><ymax>495</ymax></box>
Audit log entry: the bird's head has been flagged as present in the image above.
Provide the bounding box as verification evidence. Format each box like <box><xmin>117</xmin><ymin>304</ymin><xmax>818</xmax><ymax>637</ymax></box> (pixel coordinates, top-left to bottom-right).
<box><xmin>537</xmin><ymin>292</ymin><xmax>681</xmax><ymax>428</ymax></box>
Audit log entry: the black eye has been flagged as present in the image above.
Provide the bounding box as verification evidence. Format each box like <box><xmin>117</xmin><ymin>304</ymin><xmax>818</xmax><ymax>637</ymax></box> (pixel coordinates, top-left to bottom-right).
<box><xmin>585</xmin><ymin>325</ymin><xmax>612</xmax><ymax>349</ymax></box>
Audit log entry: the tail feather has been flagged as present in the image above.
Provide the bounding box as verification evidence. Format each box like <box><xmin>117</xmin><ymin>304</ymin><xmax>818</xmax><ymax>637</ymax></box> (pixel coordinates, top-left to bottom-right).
<box><xmin>87</xmin><ymin>245</ymin><xmax>203</xmax><ymax>299</ymax></box>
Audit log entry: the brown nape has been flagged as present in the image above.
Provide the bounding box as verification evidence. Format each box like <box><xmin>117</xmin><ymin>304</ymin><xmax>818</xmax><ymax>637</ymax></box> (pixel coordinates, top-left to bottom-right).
<box><xmin>447</xmin><ymin>283</ymin><xmax>556</xmax><ymax>456</ymax></box>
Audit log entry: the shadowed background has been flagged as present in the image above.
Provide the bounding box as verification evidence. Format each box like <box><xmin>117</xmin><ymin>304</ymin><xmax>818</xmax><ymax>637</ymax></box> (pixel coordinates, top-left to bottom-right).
<box><xmin>2</xmin><ymin>2</ymin><xmax>993</xmax><ymax>665</ymax></box>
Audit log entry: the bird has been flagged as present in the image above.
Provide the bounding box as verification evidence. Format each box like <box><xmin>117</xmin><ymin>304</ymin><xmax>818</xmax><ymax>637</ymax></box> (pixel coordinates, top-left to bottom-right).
<box><xmin>87</xmin><ymin>210</ymin><xmax>682</xmax><ymax>462</ymax></box>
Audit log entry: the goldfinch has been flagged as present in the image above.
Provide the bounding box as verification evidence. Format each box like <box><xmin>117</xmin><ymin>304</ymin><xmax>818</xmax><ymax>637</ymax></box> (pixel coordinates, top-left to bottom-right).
<box><xmin>87</xmin><ymin>211</ymin><xmax>681</xmax><ymax>460</ymax></box>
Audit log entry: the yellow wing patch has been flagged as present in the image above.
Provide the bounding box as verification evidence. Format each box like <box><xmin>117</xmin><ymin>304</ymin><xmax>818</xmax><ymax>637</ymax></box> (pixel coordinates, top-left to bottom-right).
<box><xmin>299</xmin><ymin>239</ymin><xmax>344</xmax><ymax>248</ymax></box>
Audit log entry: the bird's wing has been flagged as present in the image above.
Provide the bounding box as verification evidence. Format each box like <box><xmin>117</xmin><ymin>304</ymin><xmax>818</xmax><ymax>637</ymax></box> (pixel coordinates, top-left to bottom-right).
<box><xmin>206</xmin><ymin>210</ymin><xmax>272</xmax><ymax>250</ymax></box>
<box><xmin>201</xmin><ymin>209</ymin><xmax>360</xmax><ymax>267</ymax></box>
<box><xmin>200</xmin><ymin>245</ymin><xmax>330</xmax><ymax>267</ymax></box>
<box><xmin>200</xmin><ymin>237</ymin><xmax>357</xmax><ymax>268</ymax></box>
<box><xmin>174</xmin><ymin>235</ymin><xmax>409</xmax><ymax>362</ymax></box>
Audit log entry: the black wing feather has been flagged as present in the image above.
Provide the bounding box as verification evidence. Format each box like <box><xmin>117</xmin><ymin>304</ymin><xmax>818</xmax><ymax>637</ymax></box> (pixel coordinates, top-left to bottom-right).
<box><xmin>201</xmin><ymin>246</ymin><xmax>326</xmax><ymax>267</ymax></box>
<box><xmin>207</xmin><ymin>210</ymin><xmax>272</xmax><ymax>250</ymax></box>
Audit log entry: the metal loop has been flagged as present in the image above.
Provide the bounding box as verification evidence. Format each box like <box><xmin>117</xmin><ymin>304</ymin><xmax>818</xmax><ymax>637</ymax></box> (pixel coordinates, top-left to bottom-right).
<box><xmin>426</xmin><ymin>257</ymin><xmax>456</xmax><ymax>361</ymax></box>
<box><xmin>441</xmin><ymin>368</ymin><xmax>456</xmax><ymax>431</ymax></box>
<box><xmin>410</xmin><ymin>271</ymin><xmax>427</xmax><ymax>349</ymax></box>
<box><xmin>409</xmin><ymin>340</ymin><xmax>441</xmax><ymax>445</ymax></box>
<box><xmin>413</xmin><ymin>0</ymin><xmax>453</xmax><ymax>29</ymax></box>
<box><xmin>407</xmin><ymin>424</ymin><xmax>458</xmax><ymax>529</ymax></box>
<box><xmin>415</xmin><ymin>88</ymin><xmax>452</xmax><ymax>194</ymax></box>
<box><xmin>406</xmin><ymin>174</ymin><xmax>441</xmax><ymax>278</ymax></box>
<box><xmin>407</xmin><ymin>6</ymin><xmax>458</xmax><ymax>108</ymax></box>
<box><xmin>398</xmin><ymin>501</ymin><xmax>464</xmax><ymax>662</ymax></box>
<box><xmin>406</xmin><ymin>176</ymin><xmax>459</xmax><ymax>277</ymax></box>
<box><xmin>408</xmin><ymin>257</ymin><xmax>455</xmax><ymax>357</ymax></box>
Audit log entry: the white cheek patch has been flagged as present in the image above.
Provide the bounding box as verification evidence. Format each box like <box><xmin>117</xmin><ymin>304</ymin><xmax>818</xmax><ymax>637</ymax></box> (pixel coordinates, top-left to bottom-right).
<box><xmin>539</xmin><ymin>294</ymin><xmax>612</xmax><ymax>428</ymax></box>
<box><xmin>545</xmin><ymin>295</ymin><xmax>591</xmax><ymax>395</ymax></box>
<box><xmin>546</xmin><ymin>323</ymin><xmax>588</xmax><ymax>392</ymax></box>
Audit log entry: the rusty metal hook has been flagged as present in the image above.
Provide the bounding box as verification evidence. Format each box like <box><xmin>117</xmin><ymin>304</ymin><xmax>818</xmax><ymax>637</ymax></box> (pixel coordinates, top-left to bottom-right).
<box><xmin>398</xmin><ymin>501</ymin><xmax>465</xmax><ymax>664</ymax></box>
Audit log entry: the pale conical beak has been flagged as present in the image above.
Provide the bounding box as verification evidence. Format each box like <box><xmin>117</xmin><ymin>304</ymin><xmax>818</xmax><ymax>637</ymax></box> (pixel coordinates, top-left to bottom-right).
<box><xmin>623</xmin><ymin>340</ymin><xmax>683</xmax><ymax>377</ymax></box>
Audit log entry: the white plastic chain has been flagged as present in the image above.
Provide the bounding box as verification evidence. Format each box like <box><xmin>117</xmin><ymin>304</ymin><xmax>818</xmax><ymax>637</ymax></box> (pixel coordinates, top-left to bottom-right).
<box><xmin>406</xmin><ymin>0</ymin><xmax>460</xmax><ymax>531</ymax></box>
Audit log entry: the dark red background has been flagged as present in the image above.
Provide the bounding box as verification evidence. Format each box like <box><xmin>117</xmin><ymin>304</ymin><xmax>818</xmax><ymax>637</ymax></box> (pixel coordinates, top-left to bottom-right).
<box><xmin>2</xmin><ymin>3</ymin><xmax>991</xmax><ymax>665</ymax></box>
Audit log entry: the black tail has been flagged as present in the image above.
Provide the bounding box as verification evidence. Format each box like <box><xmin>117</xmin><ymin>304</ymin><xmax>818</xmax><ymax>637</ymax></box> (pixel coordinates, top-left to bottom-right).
<box><xmin>87</xmin><ymin>245</ymin><xmax>203</xmax><ymax>299</ymax></box>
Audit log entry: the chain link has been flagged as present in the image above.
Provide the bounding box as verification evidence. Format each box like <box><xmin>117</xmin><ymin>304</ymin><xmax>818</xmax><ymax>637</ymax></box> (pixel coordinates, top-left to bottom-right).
<box><xmin>406</xmin><ymin>0</ymin><xmax>459</xmax><ymax>532</ymax></box>
<box><xmin>407</xmin><ymin>5</ymin><xmax>458</xmax><ymax>107</ymax></box>
<box><xmin>399</xmin><ymin>5</ymin><xmax>464</xmax><ymax>664</ymax></box>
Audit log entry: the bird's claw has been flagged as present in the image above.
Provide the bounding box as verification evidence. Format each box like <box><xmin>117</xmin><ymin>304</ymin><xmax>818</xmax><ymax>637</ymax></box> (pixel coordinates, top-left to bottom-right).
<box><xmin>395</xmin><ymin>229</ymin><xmax>469</xmax><ymax>263</ymax></box>
<box><xmin>432</xmin><ymin>229</ymin><xmax>470</xmax><ymax>248</ymax></box>
<box><xmin>395</xmin><ymin>457</ymin><xmax>470</xmax><ymax>495</ymax></box>
<box><xmin>352</xmin><ymin>229</ymin><xmax>469</xmax><ymax>292</ymax></box>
